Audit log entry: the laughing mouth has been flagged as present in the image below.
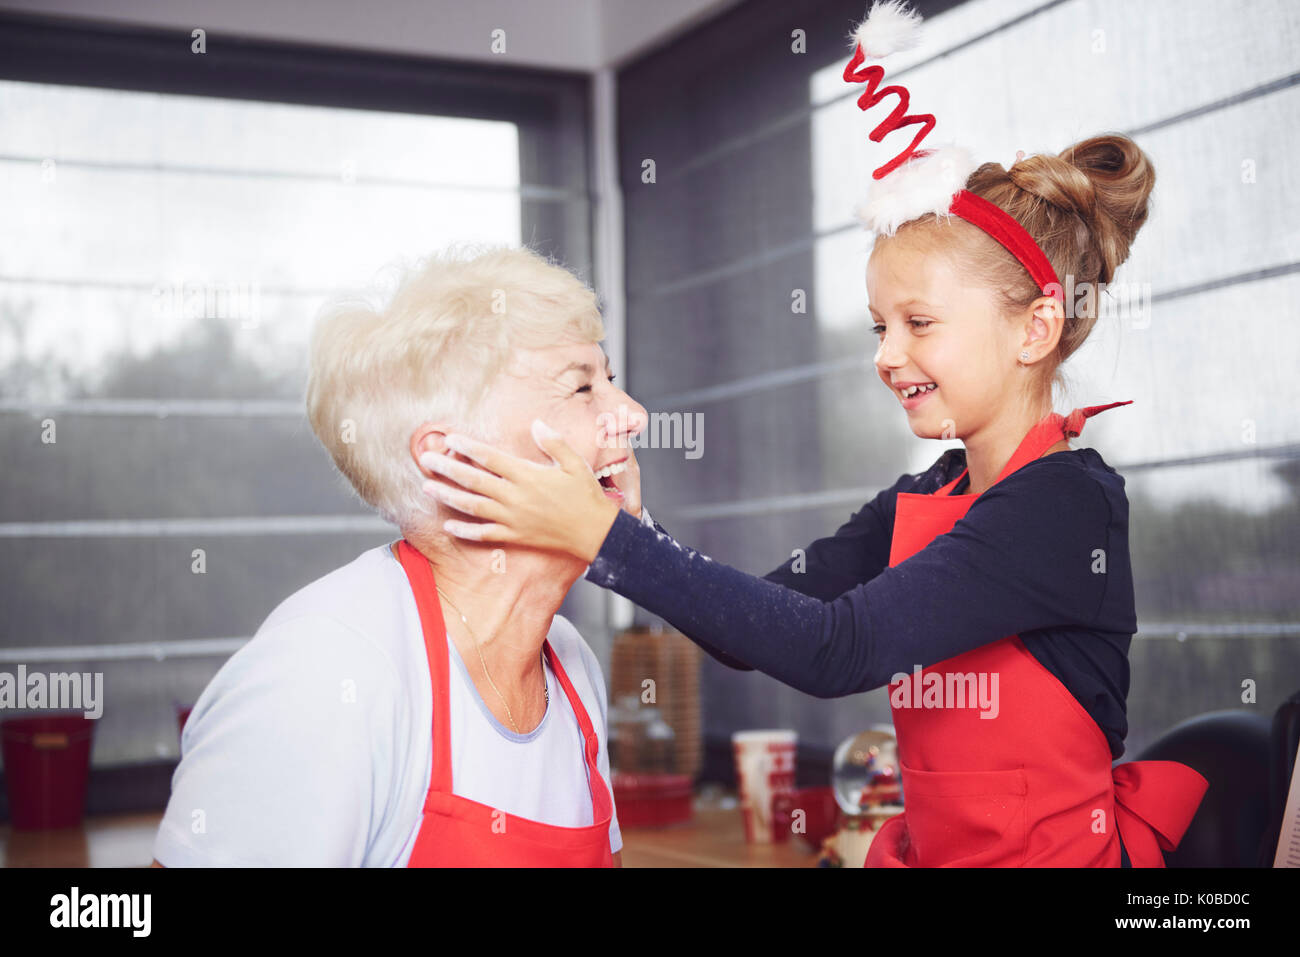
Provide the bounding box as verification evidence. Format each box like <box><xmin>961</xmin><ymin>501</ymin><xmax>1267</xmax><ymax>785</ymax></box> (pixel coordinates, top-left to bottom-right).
<box><xmin>595</xmin><ymin>458</ymin><xmax>628</xmax><ymax>491</ymax></box>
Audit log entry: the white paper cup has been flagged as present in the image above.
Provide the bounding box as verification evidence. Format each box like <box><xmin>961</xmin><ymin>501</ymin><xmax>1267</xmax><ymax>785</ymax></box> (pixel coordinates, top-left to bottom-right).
<box><xmin>732</xmin><ymin>730</ymin><xmax>797</xmax><ymax>844</ymax></box>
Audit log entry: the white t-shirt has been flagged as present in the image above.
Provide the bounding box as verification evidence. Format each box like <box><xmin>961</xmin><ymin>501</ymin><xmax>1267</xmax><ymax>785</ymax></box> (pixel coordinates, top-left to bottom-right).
<box><xmin>153</xmin><ymin>542</ymin><xmax>622</xmax><ymax>866</ymax></box>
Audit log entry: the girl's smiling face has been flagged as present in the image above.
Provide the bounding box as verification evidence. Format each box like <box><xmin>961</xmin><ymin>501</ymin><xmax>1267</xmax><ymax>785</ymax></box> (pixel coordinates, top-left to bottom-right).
<box><xmin>867</xmin><ymin>228</ymin><xmax>1024</xmax><ymax>441</ymax></box>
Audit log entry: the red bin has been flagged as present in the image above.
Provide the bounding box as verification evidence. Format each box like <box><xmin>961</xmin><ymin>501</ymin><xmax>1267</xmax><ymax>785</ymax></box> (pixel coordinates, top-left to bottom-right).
<box><xmin>1</xmin><ymin>715</ymin><xmax>96</xmax><ymax>830</ymax></box>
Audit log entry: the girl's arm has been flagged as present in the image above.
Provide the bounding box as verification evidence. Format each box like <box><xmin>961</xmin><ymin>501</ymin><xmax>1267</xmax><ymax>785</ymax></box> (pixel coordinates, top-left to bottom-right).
<box><xmin>640</xmin><ymin>473</ymin><xmax>911</xmax><ymax>672</ymax></box>
<box><xmin>583</xmin><ymin>460</ymin><xmax>1114</xmax><ymax>697</ymax></box>
<box><xmin>420</xmin><ymin>424</ymin><xmax>1116</xmax><ymax>698</ymax></box>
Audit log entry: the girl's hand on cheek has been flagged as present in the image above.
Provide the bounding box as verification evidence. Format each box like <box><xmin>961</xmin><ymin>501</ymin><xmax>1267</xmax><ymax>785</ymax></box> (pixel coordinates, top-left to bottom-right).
<box><xmin>418</xmin><ymin>420</ymin><xmax>622</xmax><ymax>563</ymax></box>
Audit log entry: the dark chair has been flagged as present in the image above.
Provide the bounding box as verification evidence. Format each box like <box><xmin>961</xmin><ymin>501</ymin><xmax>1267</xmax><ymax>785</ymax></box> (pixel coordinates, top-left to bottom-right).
<box><xmin>1126</xmin><ymin>709</ymin><xmax>1273</xmax><ymax>867</ymax></box>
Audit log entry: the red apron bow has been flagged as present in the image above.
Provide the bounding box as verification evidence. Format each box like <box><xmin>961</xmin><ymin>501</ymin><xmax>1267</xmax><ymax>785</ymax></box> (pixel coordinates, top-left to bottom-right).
<box><xmin>1112</xmin><ymin>759</ymin><xmax>1210</xmax><ymax>867</ymax></box>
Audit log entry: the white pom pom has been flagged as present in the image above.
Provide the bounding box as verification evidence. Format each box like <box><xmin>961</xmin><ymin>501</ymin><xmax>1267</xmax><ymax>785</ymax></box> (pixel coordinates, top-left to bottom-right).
<box><xmin>852</xmin><ymin>0</ymin><xmax>924</xmax><ymax>58</ymax></box>
<box><xmin>855</xmin><ymin>144</ymin><xmax>978</xmax><ymax>237</ymax></box>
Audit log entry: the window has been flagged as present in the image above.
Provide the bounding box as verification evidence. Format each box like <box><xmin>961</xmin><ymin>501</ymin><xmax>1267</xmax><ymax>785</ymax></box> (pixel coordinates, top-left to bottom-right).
<box><xmin>0</xmin><ymin>12</ymin><xmax>591</xmax><ymax>772</ymax></box>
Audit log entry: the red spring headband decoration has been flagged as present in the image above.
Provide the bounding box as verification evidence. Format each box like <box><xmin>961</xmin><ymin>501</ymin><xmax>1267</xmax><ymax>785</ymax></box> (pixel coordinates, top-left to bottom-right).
<box><xmin>845</xmin><ymin>0</ymin><xmax>1065</xmax><ymax>303</ymax></box>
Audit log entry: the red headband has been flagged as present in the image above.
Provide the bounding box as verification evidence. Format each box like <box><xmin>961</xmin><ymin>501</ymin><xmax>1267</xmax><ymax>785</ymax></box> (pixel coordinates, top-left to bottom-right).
<box><xmin>948</xmin><ymin>190</ymin><xmax>1065</xmax><ymax>303</ymax></box>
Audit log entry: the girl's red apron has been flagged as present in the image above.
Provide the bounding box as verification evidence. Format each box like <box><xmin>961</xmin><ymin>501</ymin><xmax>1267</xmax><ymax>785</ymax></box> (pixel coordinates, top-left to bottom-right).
<box><xmin>865</xmin><ymin>401</ymin><xmax>1208</xmax><ymax>867</ymax></box>
<box><xmin>395</xmin><ymin>539</ymin><xmax>614</xmax><ymax>867</ymax></box>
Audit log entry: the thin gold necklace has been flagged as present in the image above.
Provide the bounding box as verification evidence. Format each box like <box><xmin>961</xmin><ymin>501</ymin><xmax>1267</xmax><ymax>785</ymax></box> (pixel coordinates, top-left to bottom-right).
<box><xmin>434</xmin><ymin>584</ymin><xmax>547</xmax><ymax>734</ymax></box>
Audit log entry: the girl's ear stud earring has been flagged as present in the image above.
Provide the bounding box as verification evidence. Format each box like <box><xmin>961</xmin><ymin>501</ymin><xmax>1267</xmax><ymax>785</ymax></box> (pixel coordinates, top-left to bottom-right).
<box><xmin>1019</xmin><ymin>350</ymin><xmax>1031</xmax><ymax>362</ymax></box>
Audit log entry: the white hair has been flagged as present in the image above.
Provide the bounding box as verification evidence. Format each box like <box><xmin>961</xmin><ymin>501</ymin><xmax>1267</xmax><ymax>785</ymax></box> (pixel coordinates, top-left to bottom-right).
<box><xmin>305</xmin><ymin>243</ymin><xmax>605</xmax><ymax>535</ymax></box>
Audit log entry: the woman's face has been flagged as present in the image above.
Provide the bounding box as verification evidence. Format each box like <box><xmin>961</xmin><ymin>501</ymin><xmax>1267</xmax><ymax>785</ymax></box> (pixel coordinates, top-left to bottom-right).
<box><xmin>486</xmin><ymin>340</ymin><xmax>648</xmax><ymax>503</ymax></box>
<box><xmin>866</xmin><ymin>231</ymin><xmax>1019</xmax><ymax>441</ymax></box>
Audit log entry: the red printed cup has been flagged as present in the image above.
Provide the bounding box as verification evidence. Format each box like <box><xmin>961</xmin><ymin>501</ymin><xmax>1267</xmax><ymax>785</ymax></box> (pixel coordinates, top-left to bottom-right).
<box><xmin>731</xmin><ymin>730</ymin><xmax>797</xmax><ymax>844</ymax></box>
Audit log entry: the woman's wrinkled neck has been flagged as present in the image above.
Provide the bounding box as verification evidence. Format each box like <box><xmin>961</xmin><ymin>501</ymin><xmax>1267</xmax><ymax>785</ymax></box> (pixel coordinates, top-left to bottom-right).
<box><xmin>397</xmin><ymin>534</ymin><xmax>583</xmax><ymax>685</ymax></box>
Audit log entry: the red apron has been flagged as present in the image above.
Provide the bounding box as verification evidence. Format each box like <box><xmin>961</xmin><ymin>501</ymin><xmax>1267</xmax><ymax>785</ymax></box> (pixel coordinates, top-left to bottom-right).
<box><xmin>395</xmin><ymin>539</ymin><xmax>615</xmax><ymax>867</ymax></box>
<box><xmin>864</xmin><ymin>402</ymin><xmax>1208</xmax><ymax>867</ymax></box>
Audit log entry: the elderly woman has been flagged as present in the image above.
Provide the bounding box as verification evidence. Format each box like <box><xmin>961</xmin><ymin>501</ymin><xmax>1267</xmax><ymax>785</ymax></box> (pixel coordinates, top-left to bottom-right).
<box><xmin>151</xmin><ymin>246</ymin><xmax>647</xmax><ymax>867</ymax></box>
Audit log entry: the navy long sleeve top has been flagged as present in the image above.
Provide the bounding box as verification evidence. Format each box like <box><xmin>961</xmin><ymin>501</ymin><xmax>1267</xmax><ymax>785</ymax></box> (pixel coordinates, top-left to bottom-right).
<box><xmin>585</xmin><ymin>446</ymin><xmax>1138</xmax><ymax>759</ymax></box>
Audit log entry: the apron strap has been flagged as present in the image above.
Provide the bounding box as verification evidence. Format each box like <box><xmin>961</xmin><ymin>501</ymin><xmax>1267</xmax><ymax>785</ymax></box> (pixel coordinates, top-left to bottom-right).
<box><xmin>396</xmin><ymin>539</ymin><xmax>456</xmax><ymax>793</ymax></box>
<box><xmin>940</xmin><ymin>400</ymin><xmax>1134</xmax><ymax>496</ymax></box>
<box><xmin>543</xmin><ymin>641</ymin><xmax>616</xmax><ymax>824</ymax></box>
<box><xmin>1063</xmin><ymin>400</ymin><xmax>1134</xmax><ymax>438</ymax></box>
